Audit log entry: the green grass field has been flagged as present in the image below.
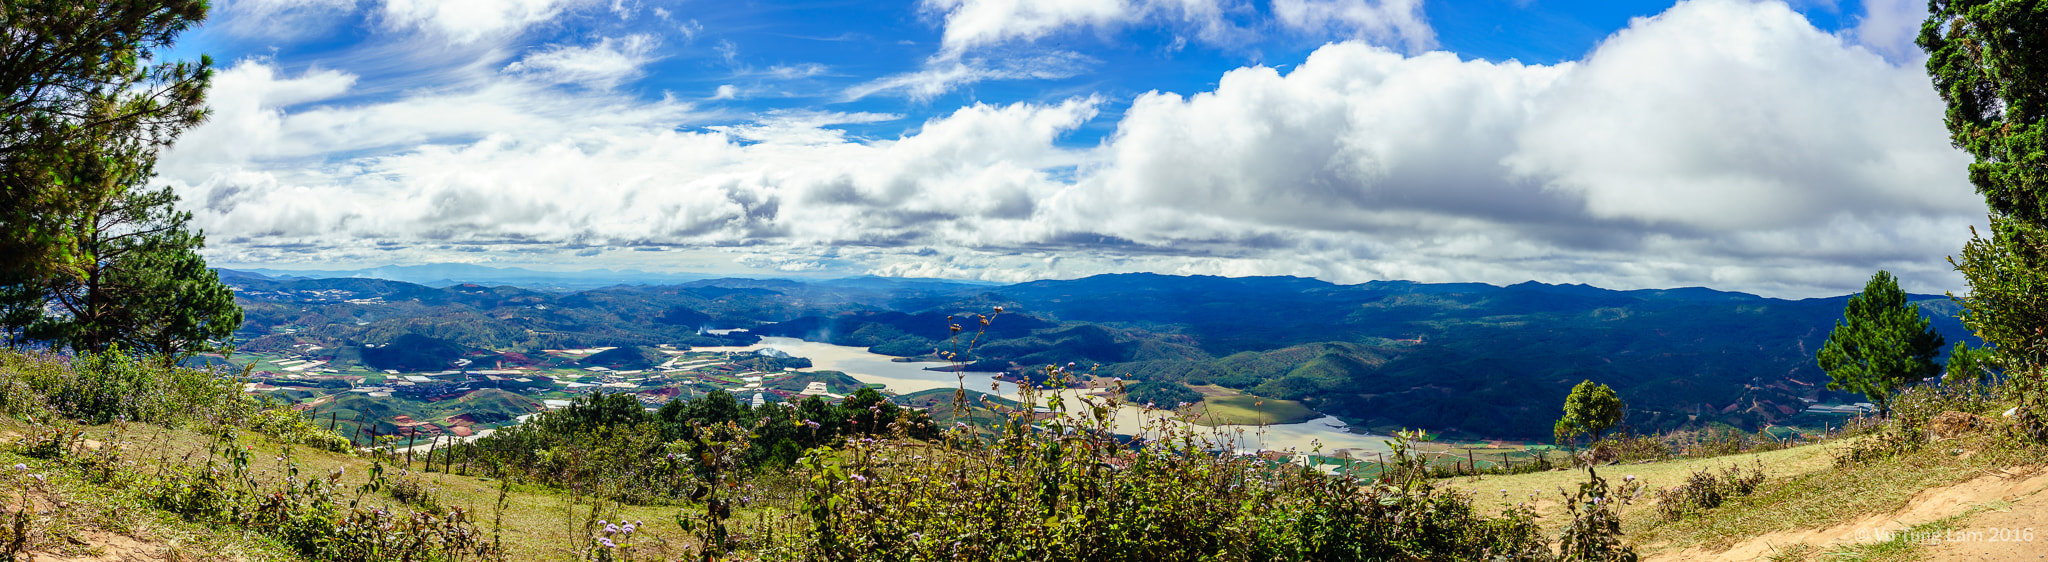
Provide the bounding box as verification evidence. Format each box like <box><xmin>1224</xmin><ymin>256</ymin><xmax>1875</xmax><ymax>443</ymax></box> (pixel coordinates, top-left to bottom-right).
<box><xmin>1180</xmin><ymin>394</ymin><xmax>1317</xmax><ymax>426</ymax></box>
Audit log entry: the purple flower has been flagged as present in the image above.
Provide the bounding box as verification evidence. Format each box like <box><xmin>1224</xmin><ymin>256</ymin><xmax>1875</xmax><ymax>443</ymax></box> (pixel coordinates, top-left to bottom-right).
<box><xmin>599</xmin><ymin>537</ymin><xmax>616</xmax><ymax>548</ymax></box>
<box><xmin>851</xmin><ymin>474</ymin><xmax>867</xmax><ymax>483</ymax></box>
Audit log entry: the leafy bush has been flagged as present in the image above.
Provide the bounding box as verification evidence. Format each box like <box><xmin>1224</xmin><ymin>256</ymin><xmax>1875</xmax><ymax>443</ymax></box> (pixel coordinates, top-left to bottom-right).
<box><xmin>146</xmin><ymin>433</ymin><xmax>499</xmax><ymax>561</ymax></box>
<box><xmin>250</xmin><ymin>407</ymin><xmax>354</xmax><ymax>452</ymax></box>
<box><xmin>1838</xmin><ymin>378</ymin><xmax>2012</xmax><ymax>466</ymax></box>
<box><xmin>731</xmin><ymin>368</ymin><xmax>1552</xmax><ymax>561</ymax></box>
<box><xmin>1652</xmin><ymin>462</ymin><xmax>1767</xmax><ymax>521</ymax></box>
<box><xmin>0</xmin><ymin>348</ymin><xmax>246</xmax><ymax>426</ymax></box>
<box><xmin>1556</xmin><ymin>467</ymin><xmax>1644</xmax><ymax>562</ymax></box>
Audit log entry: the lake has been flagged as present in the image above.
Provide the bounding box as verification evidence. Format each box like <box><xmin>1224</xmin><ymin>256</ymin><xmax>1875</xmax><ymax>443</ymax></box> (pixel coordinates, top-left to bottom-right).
<box><xmin>693</xmin><ymin>337</ymin><xmax>1393</xmax><ymax>457</ymax></box>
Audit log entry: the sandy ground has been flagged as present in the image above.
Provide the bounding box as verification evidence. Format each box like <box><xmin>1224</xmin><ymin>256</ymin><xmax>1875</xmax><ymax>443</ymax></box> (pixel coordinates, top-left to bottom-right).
<box><xmin>1646</xmin><ymin>466</ymin><xmax>2048</xmax><ymax>561</ymax></box>
<box><xmin>34</xmin><ymin>531</ymin><xmax>171</xmax><ymax>562</ymax></box>
<box><xmin>1920</xmin><ymin>468</ymin><xmax>2048</xmax><ymax>562</ymax></box>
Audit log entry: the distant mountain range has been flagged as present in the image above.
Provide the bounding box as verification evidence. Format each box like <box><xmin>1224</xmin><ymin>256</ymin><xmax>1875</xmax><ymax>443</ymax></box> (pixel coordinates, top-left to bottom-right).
<box><xmin>222</xmin><ymin>269</ymin><xmax>1973</xmax><ymax>441</ymax></box>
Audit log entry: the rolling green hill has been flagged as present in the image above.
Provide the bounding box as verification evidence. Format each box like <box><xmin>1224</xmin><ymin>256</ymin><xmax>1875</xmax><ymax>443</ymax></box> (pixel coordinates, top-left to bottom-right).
<box><xmin>579</xmin><ymin>346</ymin><xmax>669</xmax><ymax>370</ymax></box>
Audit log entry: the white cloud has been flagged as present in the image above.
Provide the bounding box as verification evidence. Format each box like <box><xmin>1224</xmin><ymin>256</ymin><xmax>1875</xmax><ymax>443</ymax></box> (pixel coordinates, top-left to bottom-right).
<box><xmin>503</xmin><ymin>34</ymin><xmax>661</xmax><ymax>89</ymax></box>
<box><xmin>846</xmin><ymin>51</ymin><xmax>1095</xmax><ymax>100</ymax></box>
<box><xmin>710</xmin><ymin>84</ymin><xmax>739</xmax><ymax>100</ymax></box>
<box><xmin>1050</xmin><ymin>0</ymin><xmax>1975</xmax><ymax>295</ymax></box>
<box><xmin>767</xmin><ymin>63</ymin><xmax>829</xmax><ymax>79</ymax></box>
<box><xmin>381</xmin><ymin>0</ymin><xmax>583</xmax><ymax>43</ymax></box>
<box><xmin>1272</xmin><ymin>0</ymin><xmax>1434</xmax><ymax>53</ymax></box>
<box><xmin>919</xmin><ymin>0</ymin><xmax>1252</xmax><ymax>58</ymax></box>
<box><xmin>1509</xmin><ymin>0</ymin><xmax>1966</xmax><ymax>229</ymax></box>
<box><xmin>1851</xmin><ymin>0</ymin><xmax>1925</xmax><ymax>62</ymax></box>
<box><xmin>169</xmin><ymin>0</ymin><xmax>1982</xmax><ymax>298</ymax></box>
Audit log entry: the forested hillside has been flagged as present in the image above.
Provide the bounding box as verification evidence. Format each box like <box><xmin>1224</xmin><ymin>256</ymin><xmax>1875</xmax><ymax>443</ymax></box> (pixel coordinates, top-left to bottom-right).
<box><xmin>228</xmin><ymin>270</ymin><xmax>1973</xmax><ymax>439</ymax></box>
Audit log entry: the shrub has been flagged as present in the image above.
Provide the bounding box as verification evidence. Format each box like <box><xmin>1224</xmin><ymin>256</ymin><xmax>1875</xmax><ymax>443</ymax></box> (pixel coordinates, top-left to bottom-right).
<box><xmin>738</xmin><ymin>367</ymin><xmax>1552</xmax><ymax>561</ymax></box>
<box><xmin>1652</xmin><ymin>462</ymin><xmax>1767</xmax><ymax>521</ymax></box>
<box><xmin>0</xmin><ymin>348</ymin><xmax>246</xmax><ymax>427</ymax></box>
<box><xmin>146</xmin><ymin>433</ymin><xmax>499</xmax><ymax>561</ymax></box>
<box><xmin>1556</xmin><ymin>467</ymin><xmax>1643</xmax><ymax>562</ymax></box>
<box><xmin>250</xmin><ymin>408</ymin><xmax>354</xmax><ymax>453</ymax></box>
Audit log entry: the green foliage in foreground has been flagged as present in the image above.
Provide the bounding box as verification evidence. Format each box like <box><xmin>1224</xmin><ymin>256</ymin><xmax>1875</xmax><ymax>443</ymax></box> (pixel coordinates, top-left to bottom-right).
<box><xmin>248</xmin><ymin>407</ymin><xmax>353</xmax><ymax>452</ymax></box>
<box><xmin>0</xmin><ymin>348</ymin><xmax>244</xmax><ymax>425</ymax></box>
<box><xmin>1923</xmin><ymin>0</ymin><xmax>2048</xmax><ymax>439</ymax></box>
<box><xmin>671</xmin><ymin>365</ymin><xmax>1635</xmax><ymax>562</ymax></box>
<box><xmin>1817</xmin><ymin>271</ymin><xmax>1945</xmax><ymax>416</ymax></box>
<box><xmin>0</xmin><ymin>348</ymin><xmax>498</xmax><ymax>560</ymax></box>
<box><xmin>143</xmin><ymin>435</ymin><xmax>499</xmax><ymax>561</ymax></box>
<box><xmin>1952</xmin><ymin>219</ymin><xmax>2048</xmax><ymax>439</ymax></box>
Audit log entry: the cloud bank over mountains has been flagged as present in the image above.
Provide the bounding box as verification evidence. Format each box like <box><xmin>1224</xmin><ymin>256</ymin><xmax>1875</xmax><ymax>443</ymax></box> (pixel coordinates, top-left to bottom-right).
<box><xmin>162</xmin><ymin>0</ymin><xmax>1979</xmax><ymax>298</ymax></box>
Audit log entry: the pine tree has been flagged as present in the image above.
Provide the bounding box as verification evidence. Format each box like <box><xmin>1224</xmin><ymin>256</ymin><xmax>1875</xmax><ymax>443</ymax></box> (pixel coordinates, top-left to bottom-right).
<box><xmin>1816</xmin><ymin>271</ymin><xmax>1945</xmax><ymax>416</ymax></box>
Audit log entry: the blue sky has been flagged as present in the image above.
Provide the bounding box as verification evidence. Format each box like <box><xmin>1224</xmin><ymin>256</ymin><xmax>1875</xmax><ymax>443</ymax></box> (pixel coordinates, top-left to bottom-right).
<box><xmin>157</xmin><ymin>0</ymin><xmax>1975</xmax><ymax>297</ymax></box>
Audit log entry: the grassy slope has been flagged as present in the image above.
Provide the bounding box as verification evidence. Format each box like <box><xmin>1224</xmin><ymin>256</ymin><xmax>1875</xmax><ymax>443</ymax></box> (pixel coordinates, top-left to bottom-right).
<box><xmin>1442</xmin><ymin>434</ymin><xmax>2042</xmax><ymax>559</ymax></box>
<box><xmin>17</xmin><ymin>418</ymin><xmax>704</xmax><ymax>561</ymax></box>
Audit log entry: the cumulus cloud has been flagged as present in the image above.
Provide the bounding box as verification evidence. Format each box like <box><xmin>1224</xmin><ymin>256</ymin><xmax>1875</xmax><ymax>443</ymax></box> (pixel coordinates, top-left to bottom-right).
<box><xmin>1271</xmin><ymin>0</ymin><xmax>1434</xmax><ymax>53</ymax></box>
<box><xmin>1851</xmin><ymin>0</ymin><xmax>1925</xmax><ymax>62</ymax></box>
<box><xmin>167</xmin><ymin>0</ymin><xmax>1981</xmax><ymax>297</ymax></box>
<box><xmin>503</xmin><ymin>34</ymin><xmax>661</xmax><ymax>89</ymax></box>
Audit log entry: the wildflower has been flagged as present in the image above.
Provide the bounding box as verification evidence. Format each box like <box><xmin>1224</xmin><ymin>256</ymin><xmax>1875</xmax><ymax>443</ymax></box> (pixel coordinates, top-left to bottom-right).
<box><xmin>1624</xmin><ymin>474</ymin><xmax>1637</xmax><ymax>482</ymax></box>
<box><xmin>605</xmin><ymin>523</ymin><xmax>621</xmax><ymax>534</ymax></box>
<box><xmin>11</xmin><ymin>464</ymin><xmax>22</xmax><ymax>471</ymax></box>
<box><xmin>851</xmin><ymin>474</ymin><xmax>867</xmax><ymax>483</ymax></box>
<box><xmin>599</xmin><ymin>537</ymin><xmax>616</xmax><ymax>548</ymax></box>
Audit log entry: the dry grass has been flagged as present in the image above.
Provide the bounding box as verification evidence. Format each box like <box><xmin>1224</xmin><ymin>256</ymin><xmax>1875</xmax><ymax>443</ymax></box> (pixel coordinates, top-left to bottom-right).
<box><xmin>1626</xmin><ymin>433</ymin><xmax>2041</xmax><ymax>556</ymax></box>
<box><xmin>1442</xmin><ymin>437</ymin><xmax>1848</xmax><ymax>532</ymax></box>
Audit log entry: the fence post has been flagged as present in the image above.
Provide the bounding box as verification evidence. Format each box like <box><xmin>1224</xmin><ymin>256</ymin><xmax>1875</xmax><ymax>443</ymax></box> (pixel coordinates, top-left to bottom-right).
<box><xmin>404</xmin><ymin>428</ymin><xmax>417</xmax><ymax>470</ymax></box>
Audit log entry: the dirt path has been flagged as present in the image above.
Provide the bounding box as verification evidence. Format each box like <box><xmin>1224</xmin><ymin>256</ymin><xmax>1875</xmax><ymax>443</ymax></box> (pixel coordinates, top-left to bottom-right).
<box><xmin>1919</xmin><ymin>468</ymin><xmax>2048</xmax><ymax>562</ymax></box>
<box><xmin>1646</xmin><ymin>466</ymin><xmax>2048</xmax><ymax>561</ymax></box>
